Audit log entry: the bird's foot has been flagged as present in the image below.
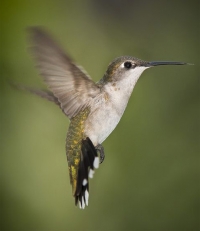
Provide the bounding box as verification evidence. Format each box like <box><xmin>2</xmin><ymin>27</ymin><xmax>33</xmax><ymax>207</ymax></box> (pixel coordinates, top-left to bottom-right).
<box><xmin>95</xmin><ymin>144</ymin><xmax>105</xmax><ymax>164</ymax></box>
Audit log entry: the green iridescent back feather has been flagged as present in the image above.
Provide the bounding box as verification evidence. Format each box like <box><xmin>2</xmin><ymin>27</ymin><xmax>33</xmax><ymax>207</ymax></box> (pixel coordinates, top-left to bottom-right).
<box><xmin>66</xmin><ymin>108</ymin><xmax>90</xmax><ymax>195</ymax></box>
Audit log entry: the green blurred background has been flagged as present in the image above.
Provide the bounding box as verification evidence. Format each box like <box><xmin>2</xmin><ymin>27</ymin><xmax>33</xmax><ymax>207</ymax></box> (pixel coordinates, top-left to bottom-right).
<box><xmin>0</xmin><ymin>0</ymin><xmax>199</xmax><ymax>230</ymax></box>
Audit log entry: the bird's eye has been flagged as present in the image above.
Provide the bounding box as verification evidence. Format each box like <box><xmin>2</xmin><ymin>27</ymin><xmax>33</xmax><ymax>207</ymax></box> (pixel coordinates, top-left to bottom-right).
<box><xmin>124</xmin><ymin>62</ymin><xmax>132</xmax><ymax>69</ymax></box>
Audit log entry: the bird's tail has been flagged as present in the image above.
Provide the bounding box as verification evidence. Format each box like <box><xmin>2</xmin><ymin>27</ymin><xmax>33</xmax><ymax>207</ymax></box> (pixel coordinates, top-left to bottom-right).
<box><xmin>10</xmin><ymin>82</ymin><xmax>60</xmax><ymax>106</ymax></box>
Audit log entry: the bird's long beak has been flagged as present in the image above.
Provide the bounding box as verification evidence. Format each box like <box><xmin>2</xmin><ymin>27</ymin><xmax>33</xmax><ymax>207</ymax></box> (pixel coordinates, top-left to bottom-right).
<box><xmin>147</xmin><ymin>61</ymin><xmax>189</xmax><ymax>67</ymax></box>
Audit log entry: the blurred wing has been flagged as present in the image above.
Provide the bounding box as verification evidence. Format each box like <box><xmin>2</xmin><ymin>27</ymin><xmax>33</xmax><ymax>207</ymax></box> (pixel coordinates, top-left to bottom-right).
<box><xmin>28</xmin><ymin>27</ymin><xmax>100</xmax><ymax>119</ymax></box>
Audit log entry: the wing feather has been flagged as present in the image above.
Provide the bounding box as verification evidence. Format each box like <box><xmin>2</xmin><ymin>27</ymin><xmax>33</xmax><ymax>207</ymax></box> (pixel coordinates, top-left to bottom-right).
<box><xmin>28</xmin><ymin>27</ymin><xmax>100</xmax><ymax>119</ymax></box>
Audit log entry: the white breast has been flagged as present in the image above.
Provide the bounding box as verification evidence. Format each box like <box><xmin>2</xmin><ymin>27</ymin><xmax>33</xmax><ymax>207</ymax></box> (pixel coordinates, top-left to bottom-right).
<box><xmin>84</xmin><ymin>83</ymin><xmax>133</xmax><ymax>145</ymax></box>
<box><xmin>84</xmin><ymin>66</ymin><xmax>148</xmax><ymax>145</ymax></box>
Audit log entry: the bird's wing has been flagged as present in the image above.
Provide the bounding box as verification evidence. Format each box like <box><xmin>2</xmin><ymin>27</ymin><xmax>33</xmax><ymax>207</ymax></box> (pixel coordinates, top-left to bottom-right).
<box><xmin>28</xmin><ymin>27</ymin><xmax>100</xmax><ymax>119</ymax></box>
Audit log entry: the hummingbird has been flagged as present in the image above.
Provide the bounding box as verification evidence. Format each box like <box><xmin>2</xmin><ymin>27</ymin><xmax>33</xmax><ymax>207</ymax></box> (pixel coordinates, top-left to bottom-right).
<box><xmin>22</xmin><ymin>27</ymin><xmax>188</xmax><ymax>209</ymax></box>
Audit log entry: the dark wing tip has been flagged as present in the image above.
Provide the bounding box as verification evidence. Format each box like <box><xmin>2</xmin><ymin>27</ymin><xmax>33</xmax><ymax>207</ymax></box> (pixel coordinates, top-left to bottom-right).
<box><xmin>28</xmin><ymin>26</ymin><xmax>52</xmax><ymax>47</ymax></box>
<box><xmin>74</xmin><ymin>137</ymin><xmax>99</xmax><ymax>209</ymax></box>
<box><xmin>27</xmin><ymin>26</ymin><xmax>65</xmax><ymax>55</ymax></box>
<box><xmin>27</xmin><ymin>26</ymin><xmax>47</xmax><ymax>44</ymax></box>
<box><xmin>27</xmin><ymin>26</ymin><xmax>48</xmax><ymax>38</ymax></box>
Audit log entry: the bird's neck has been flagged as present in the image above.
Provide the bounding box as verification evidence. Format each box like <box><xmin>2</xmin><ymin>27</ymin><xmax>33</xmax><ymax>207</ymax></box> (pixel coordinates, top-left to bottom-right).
<box><xmin>102</xmin><ymin>68</ymin><xmax>147</xmax><ymax>115</ymax></box>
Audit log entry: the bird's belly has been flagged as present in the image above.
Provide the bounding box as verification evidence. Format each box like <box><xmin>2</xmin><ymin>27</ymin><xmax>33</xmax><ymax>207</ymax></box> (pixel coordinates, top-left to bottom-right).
<box><xmin>84</xmin><ymin>106</ymin><xmax>121</xmax><ymax>146</ymax></box>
